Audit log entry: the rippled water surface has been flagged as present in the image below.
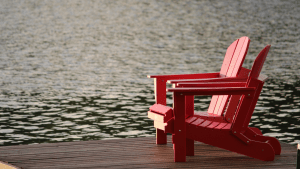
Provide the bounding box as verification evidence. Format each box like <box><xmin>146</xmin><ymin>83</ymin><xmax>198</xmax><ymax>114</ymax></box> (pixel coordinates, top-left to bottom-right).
<box><xmin>0</xmin><ymin>0</ymin><xmax>299</xmax><ymax>146</ymax></box>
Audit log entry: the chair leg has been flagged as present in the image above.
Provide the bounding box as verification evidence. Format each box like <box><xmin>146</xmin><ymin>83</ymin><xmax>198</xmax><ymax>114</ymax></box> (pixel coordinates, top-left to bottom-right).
<box><xmin>156</xmin><ymin>128</ymin><xmax>167</xmax><ymax>144</ymax></box>
<box><xmin>186</xmin><ymin>138</ymin><xmax>194</xmax><ymax>156</ymax></box>
<box><xmin>173</xmin><ymin>93</ymin><xmax>186</xmax><ymax>162</ymax></box>
<box><xmin>173</xmin><ymin>134</ymin><xmax>186</xmax><ymax>162</ymax></box>
<box><xmin>246</xmin><ymin>127</ymin><xmax>281</xmax><ymax>155</ymax></box>
<box><xmin>249</xmin><ymin>127</ymin><xmax>262</xmax><ymax>135</ymax></box>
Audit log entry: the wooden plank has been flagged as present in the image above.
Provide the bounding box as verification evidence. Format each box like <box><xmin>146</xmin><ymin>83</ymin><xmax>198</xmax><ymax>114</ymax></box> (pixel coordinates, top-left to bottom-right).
<box><xmin>154</xmin><ymin>78</ymin><xmax>168</xmax><ymax>144</ymax></box>
<box><xmin>0</xmin><ymin>136</ymin><xmax>296</xmax><ymax>169</ymax></box>
<box><xmin>216</xmin><ymin>95</ymin><xmax>229</xmax><ymax>116</ymax></box>
<box><xmin>219</xmin><ymin>39</ymin><xmax>238</xmax><ymax>76</ymax></box>
<box><xmin>226</xmin><ymin>37</ymin><xmax>246</xmax><ymax>77</ymax></box>
<box><xmin>167</xmin><ymin>87</ymin><xmax>255</xmax><ymax>96</ymax></box>
<box><xmin>148</xmin><ymin>73</ymin><xmax>220</xmax><ymax>80</ymax></box>
<box><xmin>207</xmin><ymin>95</ymin><xmax>219</xmax><ymax>114</ymax></box>
<box><xmin>230</xmin><ymin>37</ymin><xmax>250</xmax><ymax>76</ymax></box>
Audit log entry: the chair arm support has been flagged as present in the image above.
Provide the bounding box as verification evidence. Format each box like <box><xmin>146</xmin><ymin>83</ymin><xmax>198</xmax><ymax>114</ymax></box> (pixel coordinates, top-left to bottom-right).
<box><xmin>177</xmin><ymin>82</ymin><xmax>247</xmax><ymax>87</ymax></box>
<box><xmin>167</xmin><ymin>87</ymin><xmax>255</xmax><ymax>96</ymax></box>
<box><xmin>147</xmin><ymin>72</ymin><xmax>220</xmax><ymax>80</ymax></box>
<box><xmin>168</xmin><ymin>77</ymin><xmax>248</xmax><ymax>84</ymax></box>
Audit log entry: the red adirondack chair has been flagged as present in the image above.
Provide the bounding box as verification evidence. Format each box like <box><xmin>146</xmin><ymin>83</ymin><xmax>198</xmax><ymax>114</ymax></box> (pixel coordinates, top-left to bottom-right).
<box><xmin>149</xmin><ymin>45</ymin><xmax>281</xmax><ymax>162</ymax></box>
<box><xmin>148</xmin><ymin>37</ymin><xmax>250</xmax><ymax>144</ymax></box>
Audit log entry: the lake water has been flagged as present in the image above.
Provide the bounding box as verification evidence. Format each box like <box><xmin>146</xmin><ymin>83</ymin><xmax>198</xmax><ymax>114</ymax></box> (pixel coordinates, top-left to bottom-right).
<box><xmin>0</xmin><ymin>0</ymin><xmax>299</xmax><ymax>146</ymax></box>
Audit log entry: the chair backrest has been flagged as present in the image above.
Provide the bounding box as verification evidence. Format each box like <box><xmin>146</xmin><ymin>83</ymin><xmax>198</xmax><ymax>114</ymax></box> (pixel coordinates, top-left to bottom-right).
<box><xmin>247</xmin><ymin>45</ymin><xmax>270</xmax><ymax>81</ymax></box>
<box><xmin>231</xmin><ymin>45</ymin><xmax>270</xmax><ymax>130</ymax></box>
<box><xmin>208</xmin><ymin>37</ymin><xmax>250</xmax><ymax>116</ymax></box>
<box><xmin>220</xmin><ymin>36</ymin><xmax>250</xmax><ymax>77</ymax></box>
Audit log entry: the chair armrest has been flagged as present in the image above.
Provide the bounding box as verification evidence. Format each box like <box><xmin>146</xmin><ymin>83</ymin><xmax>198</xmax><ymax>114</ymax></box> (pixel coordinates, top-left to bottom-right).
<box><xmin>176</xmin><ymin>82</ymin><xmax>247</xmax><ymax>87</ymax></box>
<box><xmin>148</xmin><ymin>72</ymin><xmax>220</xmax><ymax>105</ymax></box>
<box><xmin>167</xmin><ymin>87</ymin><xmax>255</xmax><ymax>96</ymax></box>
<box><xmin>168</xmin><ymin>77</ymin><xmax>248</xmax><ymax>84</ymax></box>
<box><xmin>147</xmin><ymin>72</ymin><xmax>220</xmax><ymax>80</ymax></box>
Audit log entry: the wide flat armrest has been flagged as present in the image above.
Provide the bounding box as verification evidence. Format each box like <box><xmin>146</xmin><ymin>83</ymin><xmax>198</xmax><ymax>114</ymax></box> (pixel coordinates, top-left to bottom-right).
<box><xmin>168</xmin><ymin>77</ymin><xmax>248</xmax><ymax>84</ymax></box>
<box><xmin>167</xmin><ymin>87</ymin><xmax>255</xmax><ymax>96</ymax></box>
<box><xmin>177</xmin><ymin>82</ymin><xmax>247</xmax><ymax>87</ymax></box>
<box><xmin>147</xmin><ymin>72</ymin><xmax>220</xmax><ymax>80</ymax></box>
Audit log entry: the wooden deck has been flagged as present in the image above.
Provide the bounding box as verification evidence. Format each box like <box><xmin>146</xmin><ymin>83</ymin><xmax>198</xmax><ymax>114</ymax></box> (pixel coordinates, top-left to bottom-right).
<box><xmin>0</xmin><ymin>136</ymin><xmax>297</xmax><ymax>169</ymax></box>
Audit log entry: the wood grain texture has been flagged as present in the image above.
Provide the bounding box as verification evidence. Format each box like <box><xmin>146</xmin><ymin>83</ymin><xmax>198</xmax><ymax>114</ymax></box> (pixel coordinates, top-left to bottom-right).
<box><xmin>0</xmin><ymin>136</ymin><xmax>296</xmax><ymax>169</ymax></box>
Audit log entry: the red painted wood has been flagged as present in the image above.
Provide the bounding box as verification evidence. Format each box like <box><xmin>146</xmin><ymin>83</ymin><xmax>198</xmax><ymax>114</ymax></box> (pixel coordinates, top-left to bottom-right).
<box><xmin>222</xmin><ymin>123</ymin><xmax>232</xmax><ymax>130</ymax></box>
<box><xmin>249</xmin><ymin>127</ymin><xmax>263</xmax><ymax>135</ymax></box>
<box><xmin>171</xmin><ymin>77</ymin><xmax>248</xmax><ymax>84</ymax></box>
<box><xmin>239</xmin><ymin>67</ymin><xmax>251</xmax><ymax>78</ymax></box>
<box><xmin>191</xmin><ymin>118</ymin><xmax>205</xmax><ymax>126</ymax></box>
<box><xmin>173</xmin><ymin>72</ymin><xmax>268</xmax><ymax>85</ymax></box>
<box><xmin>219</xmin><ymin>39</ymin><xmax>239</xmax><ymax>76</ymax></box>
<box><xmin>214</xmin><ymin>123</ymin><xmax>228</xmax><ymax>129</ymax></box>
<box><xmin>154</xmin><ymin>78</ymin><xmax>167</xmax><ymax>106</ymax></box>
<box><xmin>198</xmin><ymin>120</ymin><xmax>212</xmax><ymax>127</ymax></box>
<box><xmin>173</xmin><ymin>93</ymin><xmax>186</xmax><ymax>162</ymax></box>
<box><xmin>148</xmin><ymin>72</ymin><xmax>220</xmax><ymax>80</ymax></box>
<box><xmin>186</xmin><ymin>138</ymin><xmax>194</xmax><ymax>156</ymax></box>
<box><xmin>214</xmin><ymin>95</ymin><xmax>228</xmax><ymax>116</ymax></box>
<box><xmin>148</xmin><ymin>104</ymin><xmax>173</xmax><ymax>123</ymax></box>
<box><xmin>185</xmin><ymin>116</ymin><xmax>198</xmax><ymax>123</ymax></box>
<box><xmin>194</xmin><ymin>111</ymin><xmax>209</xmax><ymax>117</ymax></box>
<box><xmin>248</xmin><ymin>45</ymin><xmax>270</xmax><ymax>79</ymax></box>
<box><xmin>231</xmin><ymin>41</ymin><xmax>250</xmax><ymax>76</ymax></box>
<box><xmin>209</xmin><ymin>37</ymin><xmax>246</xmax><ymax>116</ymax></box>
<box><xmin>211</xmin><ymin>37</ymin><xmax>249</xmax><ymax>116</ymax></box>
<box><xmin>206</xmin><ymin>122</ymin><xmax>220</xmax><ymax>129</ymax></box>
<box><xmin>201</xmin><ymin>115</ymin><xmax>226</xmax><ymax>123</ymax></box>
<box><xmin>214</xmin><ymin>37</ymin><xmax>250</xmax><ymax>116</ymax></box>
<box><xmin>226</xmin><ymin>37</ymin><xmax>249</xmax><ymax>77</ymax></box>
<box><xmin>185</xmin><ymin>125</ymin><xmax>275</xmax><ymax>161</ymax></box>
<box><xmin>166</xmin><ymin>87</ymin><xmax>256</xmax><ymax>95</ymax></box>
<box><xmin>185</xmin><ymin>96</ymin><xmax>194</xmax><ymax>118</ymax></box>
<box><xmin>154</xmin><ymin>78</ymin><xmax>167</xmax><ymax>144</ymax></box>
<box><xmin>244</xmin><ymin>80</ymin><xmax>264</xmax><ymax>127</ymax></box>
<box><xmin>177</xmin><ymin>82</ymin><xmax>247</xmax><ymax>87</ymax></box>
<box><xmin>245</xmin><ymin>127</ymin><xmax>281</xmax><ymax>155</ymax></box>
<box><xmin>232</xmin><ymin>45</ymin><xmax>271</xmax><ymax>133</ymax></box>
<box><xmin>224</xmin><ymin>95</ymin><xmax>241</xmax><ymax>122</ymax></box>
<box><xmin>207</xmin><ymin>95</ymin><xmax>219</xmax><ymax>114</ymax></box>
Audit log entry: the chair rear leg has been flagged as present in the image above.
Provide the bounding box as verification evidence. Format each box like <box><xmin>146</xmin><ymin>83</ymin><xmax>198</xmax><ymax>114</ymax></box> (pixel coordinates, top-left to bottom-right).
<box><xmin>173</xmin><ymin>134</ymin><xmax>186</xmax><ymax>162</ymax></box>
<box><xmin>249</xmin><ymin>127</ymin><xmax>262</xmax><ymax>135</ymax></box>
<box><xmin>253</xmin><ymin>135</ymin><xmax>281</xmax><ymax>155</ymax></box>
<box><xmin>186</xmin><ymin>138</ymin><xmax>194</xmax><ymax>156</ymax></box>
<box><xmin>173</xmin><ymin>93</ymin><xmax>186</xmax><ymax>162</ymax></box>
<box><xmin>246</xmin><ymin>128</ymin><xmax>281</xmax><ymax>155</ymax></box>
<box><xmin>185</xmin><ymin>95</ymin><xmax>194</xmax><ymax>156</ymax></box>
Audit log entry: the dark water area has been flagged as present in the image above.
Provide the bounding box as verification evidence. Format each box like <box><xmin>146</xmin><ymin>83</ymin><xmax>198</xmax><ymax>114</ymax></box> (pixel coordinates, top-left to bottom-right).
<box><xmin>0</xmin><ymin>0</ymin><xmax>299</xmax><ymax>146</ymax></box>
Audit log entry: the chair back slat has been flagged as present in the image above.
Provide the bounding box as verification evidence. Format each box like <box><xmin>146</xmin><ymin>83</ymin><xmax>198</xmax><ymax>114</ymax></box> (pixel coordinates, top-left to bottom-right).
<box><xmin>208</xmin><ymin>37</ymin><xmax>250</xmax><ymax>115</ymax></box>
<box><xmin>248</xmin><ymin>45</ymin><xmax>270</xmax><ymax>81</ymax></box>
<box><xmin>219</xmin><ymin>39</ymin><xmax>239</xmax><ymax>77</ymax></box>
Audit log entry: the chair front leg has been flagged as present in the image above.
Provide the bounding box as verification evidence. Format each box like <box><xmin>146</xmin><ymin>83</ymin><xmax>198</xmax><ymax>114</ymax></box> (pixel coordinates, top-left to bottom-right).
<box><xmin>173</xmin><ymin>92</ymin><xmax>186</xmax><ymax>162</ymax></box>
<box><xmin>185</xmin><ymin>95</ymin><xmax>194</xmax><ymax>156</ymax></box>
<box><xmin>154</xmin><ymin>78</ymin><xmax>167</xmax><ymax>144</ymax></box>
